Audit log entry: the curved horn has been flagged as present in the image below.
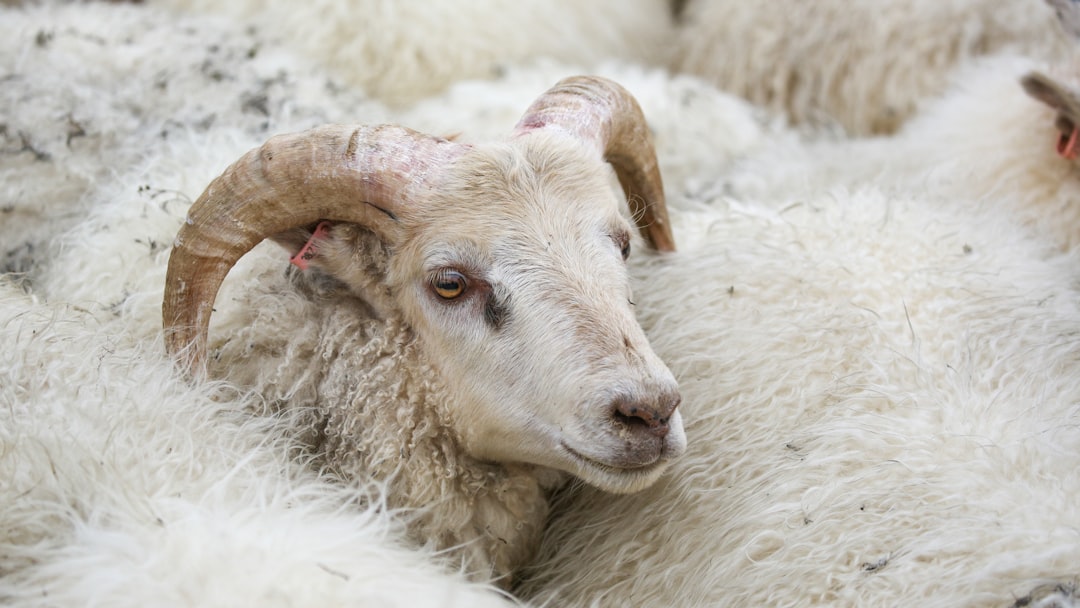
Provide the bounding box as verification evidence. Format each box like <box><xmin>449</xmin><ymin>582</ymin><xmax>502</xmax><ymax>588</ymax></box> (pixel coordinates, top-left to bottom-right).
<box><xmin>514</xmin><ymin>76</ymin><xmax>675</xmax><ymax>252</ymax></box>
<box><xmin>163</xmin><ymin>123</ymin><xmax>461</xmax><ymax>374</ymax></box>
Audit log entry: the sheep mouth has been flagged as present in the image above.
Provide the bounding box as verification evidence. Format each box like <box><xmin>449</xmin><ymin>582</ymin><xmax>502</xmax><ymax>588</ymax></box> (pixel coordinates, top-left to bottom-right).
<box><xmin>560</xmin><ymin>441</ymin><xmax>665</xmax><ymax>473</ymax></box>
<box><xmin>558</xmin><ymin>440</ymin><xmax>676</xmax><ymax>494</ymax></box>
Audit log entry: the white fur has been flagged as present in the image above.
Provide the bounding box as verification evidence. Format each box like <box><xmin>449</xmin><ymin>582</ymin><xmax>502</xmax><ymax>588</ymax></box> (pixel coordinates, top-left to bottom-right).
<box><xmin>0</xmin><ymin>280</ymin><xmax>514</xmax><ymax>607</ymax></box>
<box><xmin>518</xmin><ymin>187</ymin><xmax>1080</xmax><ymax>606</ymax></box>
<box><xmin>4</xmin><ymin>0</ymin><xmax>692</xmax><ymax>594</ymax></box>
<box><xmin>6</xmin><ymin>0</ymin><xmax>1080</xmax><ymax>605</ymax></box>
<box><xmin>720</xmin><ymin>53</ymin><xmax>1080</xmax><ymax>253</ymax></box>
<box><xmin>149</xmin><ymin>0</ymin><xmax>675</xmax><ymax>105</ymax></box>
<box><xmin>674</xmin><ymin>0</ymin><xmax>1072</xmax><ymax>135</ymax></box>
<box><xmin>509</xmin><ymin>52</ymin><xmax>1080</xmax><ymax>608</ymax></box>
<box><xmin>0</xmin><ymin>0</ymin><xmax>388</xmax><ymax>278</ymax></box>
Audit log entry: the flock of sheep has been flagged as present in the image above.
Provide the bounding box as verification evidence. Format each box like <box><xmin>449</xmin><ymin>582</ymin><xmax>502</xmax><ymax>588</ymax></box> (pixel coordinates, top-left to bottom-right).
<box><xmin>3</xmin><ymin>0</ymin><xmax>1080</xmax><ymax>606</ymax></box>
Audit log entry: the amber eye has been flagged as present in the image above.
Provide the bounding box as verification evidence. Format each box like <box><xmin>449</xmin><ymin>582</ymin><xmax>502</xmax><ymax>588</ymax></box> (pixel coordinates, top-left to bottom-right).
<box><xmin>431</xmin><ymin>269</ymin><xmax>468</xmax><ymax>300</ymax></box>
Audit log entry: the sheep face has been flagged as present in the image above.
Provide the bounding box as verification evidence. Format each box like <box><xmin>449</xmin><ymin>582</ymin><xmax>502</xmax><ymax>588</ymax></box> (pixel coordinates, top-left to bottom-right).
<box><xmin>381</xmin><ymin>133</ymin><xmax>685</xmax><ymax>494</ymax></box>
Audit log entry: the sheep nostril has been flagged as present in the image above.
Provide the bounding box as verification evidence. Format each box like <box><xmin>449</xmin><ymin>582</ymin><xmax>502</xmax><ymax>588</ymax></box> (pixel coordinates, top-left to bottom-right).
<box><xmin>613</xmin><ymin>400</ymin><xmax>671</xmax><ymax>439</ymax></box>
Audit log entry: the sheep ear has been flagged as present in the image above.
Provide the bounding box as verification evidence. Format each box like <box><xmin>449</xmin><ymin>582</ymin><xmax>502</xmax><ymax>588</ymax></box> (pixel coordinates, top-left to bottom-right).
<box><xmin>1022</xmin><ymin>71</ymin><xmax>1080</xmax><ymax>131</ymax></box>
<box><xmin>271</xmin><ymin>223</ymin><xmax>326</xmax><ymax>263</ymax></box>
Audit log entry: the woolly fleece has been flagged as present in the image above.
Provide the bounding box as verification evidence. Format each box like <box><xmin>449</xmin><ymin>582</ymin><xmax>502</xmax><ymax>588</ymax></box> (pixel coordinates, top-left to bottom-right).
<box><xmin>675</xmin><ymin>0</ymin><xmax>1071</xmax><ymax>135</ymax></box>
<box><xmin>518</xmin><ymin>187</ymin><xmax>1080</xmax><ymax>607</ymax></box>
<box><xmin>4</xmin><ymin>0</ymin><xmax>1080</xmax><ymax>606</ymax></box>
<box><xmin>0</xmin><ymin>281</ymin><xmax>515</xmax><ymax>607</ymax></box>
<box><xmin>150</xmin><ymin>0</ymin><xmax>675</xmax><ymax>105</ymax></box>
<box><xmin>719</xmin><ymin>54</ymin><xmax>1080</xmax><ymax>253</ymax></box>
<box><xmin>3</xmin><ymin>0</ymin><xmax>723</xmax><ymax>593</ymax></box>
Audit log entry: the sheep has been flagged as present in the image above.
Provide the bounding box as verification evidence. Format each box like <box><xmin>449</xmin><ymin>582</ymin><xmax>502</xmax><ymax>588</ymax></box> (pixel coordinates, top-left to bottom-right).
<box><xmin>19</xmin><ymin>1</ymin><xmax>1080</xmax><ymax>605</ymax></box>
<box><xmin>672</xmin><ymin>0</ymin><xmax>1073</xmax><ymax>135</ymax></box>
<box><xmin>0</xmin><ymin>278</ymin><xmax>517</xmax><ymax>607</ymax></box>
<box><xmin>159</xmin><ymin>73</ymin><xmax>687</xmax><ymax>582</ymax></box>
<box><xmin>147</xmin><ymin>0</ymin><xmax>676</xmax><ymax>106</ymax></box>
<box><xmin>3</xmin><ymin>0</ymin><xmax>692</xmax><ymax>596</ymax></box>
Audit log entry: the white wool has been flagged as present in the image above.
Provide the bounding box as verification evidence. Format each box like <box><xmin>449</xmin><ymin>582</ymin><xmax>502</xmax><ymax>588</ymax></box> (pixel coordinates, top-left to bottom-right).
<box><xmin>6</xmin><ymin>0</ymin><xmax>1080</xmax><ymax>605</ymax></box>
<box><xmin>0</xmin><ymin>281</ymin><xmax>514</xmax><ymax>607</ymax></box>
<box><xmin>0</xmin><ymin>2</ymin><xmax>506</xmax><ymax>603</ymax></box>
<box><xmin>509</xmin><ymin>51</ymin><xmax>1080</xmax><ymax>604</ymax></box>
<box><xmin>395</xmin><ymin>60</ymin><xmax>775</xmax><ymax>197</ymax></box>
<box><xmin>674</xmin><ymin>0</ymin><xmax>1072</xmax><ymax>135</ymax></box>
<box><xmin>719</xmin><ymin>53</ymin><xmax>1080</xmax><ymax>253</ymax></box>
<box><xmin>4</xmin><ymin>0</ymin><xmax>705</xmax><ymax>592</ymax></box>
<box><xmin>518</xmin><ymin>188</ymin><xmax>1080</xmax><ymax>606</ymax></box>
<box><xmin>0</xmin><ymin>1</ymin><xmax>388</xmax><ymax>278</ymax></box>
<box><xmin>149</xmin><ymin>0</ymin><xmax>675</xmax><ymax>105</ymax></box>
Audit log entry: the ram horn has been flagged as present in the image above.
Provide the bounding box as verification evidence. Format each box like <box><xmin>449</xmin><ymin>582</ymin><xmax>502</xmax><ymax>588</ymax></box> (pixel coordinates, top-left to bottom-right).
<box><xmin>163</xmin><ymin>123</ymin><xmax>461</xmax><ymax>374</ymax></box>
<box><xmin>513</xmin><ymin>75</ymin><xmax>675</xmax><ymax>252</ymax></box>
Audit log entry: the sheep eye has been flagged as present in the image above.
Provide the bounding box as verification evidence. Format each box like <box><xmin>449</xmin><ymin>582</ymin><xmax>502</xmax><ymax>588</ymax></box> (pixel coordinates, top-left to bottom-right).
<box><xmin>431</xmin><ymin>269</ymin><xmax>468</xmax><ymax>300</ymax></box>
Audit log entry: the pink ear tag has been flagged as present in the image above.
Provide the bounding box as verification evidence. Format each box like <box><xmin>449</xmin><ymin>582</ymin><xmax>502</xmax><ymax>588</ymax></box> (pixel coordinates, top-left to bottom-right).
<box><xmin>1057</xmin><ymin>127</ymin><xmax>1080</xmax><ymax>160</ymax></box>
<box><xmin>289</xmin><ymin>221</ymin><xmax>333</xmax><ymax>270</ymax></box>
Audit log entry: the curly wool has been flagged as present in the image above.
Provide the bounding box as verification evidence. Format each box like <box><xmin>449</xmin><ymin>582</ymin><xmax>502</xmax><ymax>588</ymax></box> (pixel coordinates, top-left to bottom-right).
<box><xmin>674</xmin><ymin>0</ymin><xmax>1071</xmax><ymax>135</ymax></box>
<box><xmin>0</xmin><ymin>280</ymin><xmax>515</xmax><ymax>607</ymax></box>
<box><xmin>515</xmin><ymin>180</ymin><xmax>1080</xmax><ymax>606</ymax></box>
<box><xmin>0</xmin><ymin>0</ymin><xmax>386</xmax><ymax>279</ymax></box>
<box><xmin>313</xmin><ymin>315</ymin><xmax>557</xmax><ymax>581</ymax></box>
<box><xmin>206</xmin><ymin>231</ymin><xmax>562</xmax><ymax>582</ymax></box>
<box><xmin>149</xmin><ymin>0</ymin><xmax>675</xmax><ymax>105</ymax></box>
<box><xmin>717</xmin><ymin>53</ymin><xmax>1080</xmax><ymax>253</ymax></box>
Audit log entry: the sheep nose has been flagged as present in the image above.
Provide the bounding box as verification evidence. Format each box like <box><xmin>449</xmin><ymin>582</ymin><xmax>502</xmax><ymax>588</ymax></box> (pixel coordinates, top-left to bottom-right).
<box><xmin>612</xmin><ymin>392</ymin><xmax>682</xmax><ymax>439</ymax></box>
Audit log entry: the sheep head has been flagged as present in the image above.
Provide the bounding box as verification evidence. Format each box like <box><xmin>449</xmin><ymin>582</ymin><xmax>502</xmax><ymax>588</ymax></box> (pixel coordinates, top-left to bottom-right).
<box><xmin>163</xmin><ymin>76</ymin><xmax>686</xmax><ymax>494</ymax></box>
